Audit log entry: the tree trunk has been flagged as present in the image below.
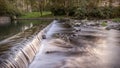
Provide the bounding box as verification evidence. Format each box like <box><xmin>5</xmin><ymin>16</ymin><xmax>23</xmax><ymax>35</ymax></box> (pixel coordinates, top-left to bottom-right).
<box><xmin>38</xmin><ymin>1</ymin><xmax>42</xmax><ymax>16</ymax></box>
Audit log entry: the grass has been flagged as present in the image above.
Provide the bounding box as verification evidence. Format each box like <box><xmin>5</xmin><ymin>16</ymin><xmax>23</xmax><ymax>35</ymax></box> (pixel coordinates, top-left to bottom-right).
<box><xmin>112</xmin><ymin>18</ymin><xmax>120</xmax><ymax>23</ymax></box>
<box><xmin>19</xmin><ymin>11</ymin><xmax>71</xmax><ymax>19</ymax></box>
<box><xmin>19</xmin><ymin>11</ymin><xmax>52</xmax><ymax>18</ymax></box>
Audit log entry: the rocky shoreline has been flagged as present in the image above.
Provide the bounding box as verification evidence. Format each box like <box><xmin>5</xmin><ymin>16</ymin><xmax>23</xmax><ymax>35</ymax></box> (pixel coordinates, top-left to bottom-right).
<box><xmin>69</xmin><ymin>19</ymin><xmax>120</xmax><ymax>30</ymax></box>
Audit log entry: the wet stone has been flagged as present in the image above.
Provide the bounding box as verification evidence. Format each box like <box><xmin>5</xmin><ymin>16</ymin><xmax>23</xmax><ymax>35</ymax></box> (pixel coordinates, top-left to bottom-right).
<box><xmin>42</xmin><ymin>35</ymin><xmax>46</xmax><ymax>39</ymax></box>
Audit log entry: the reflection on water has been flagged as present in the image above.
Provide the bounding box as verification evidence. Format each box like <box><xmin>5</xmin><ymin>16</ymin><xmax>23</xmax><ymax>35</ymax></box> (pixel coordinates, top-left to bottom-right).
<box><xmin>0</xmin><ymin>20</ymin><xmax>51</xmax><ymax>41</ymax></box>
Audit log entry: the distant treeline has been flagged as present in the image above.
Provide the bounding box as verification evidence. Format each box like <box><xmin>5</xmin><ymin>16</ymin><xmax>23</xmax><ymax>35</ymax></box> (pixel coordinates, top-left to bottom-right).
<box><xmin>0</xmin><ymin>0</ymin><xmax>120</xmax><ymax>19</ymax></box>
<box><xmin>49</xmin><ymin>0</ymin><xmax>120</xmax><ymax>19</ymax></box>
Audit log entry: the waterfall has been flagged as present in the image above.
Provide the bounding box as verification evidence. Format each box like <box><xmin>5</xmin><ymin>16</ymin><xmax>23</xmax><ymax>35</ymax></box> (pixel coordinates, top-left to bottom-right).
<box><xmin>0</xmin><ymin>20</ymin><xmax>54</xmax><ymax>68</ymax></box>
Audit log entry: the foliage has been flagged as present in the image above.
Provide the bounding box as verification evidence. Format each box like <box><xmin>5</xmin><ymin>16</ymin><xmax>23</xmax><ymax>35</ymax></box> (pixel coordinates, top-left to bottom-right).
<box><xmin>75</xmin><ymin>7</ymin><xmax>87</xmax><ymax>19</ymax></box>
<box><xmin>112</xmin><ymin>18</ymin><xmax>120</xmax><ymax>23</ymax></box>
<box><xmin>101</xmin><ymin>21</ymin><xmax>107</xmax><ymax>26</ymax></box>
<box><xmin>50</xmin><ymin>7</ymin><xmax>76</xmax><ymax>16</ymax></box>
<box><xmin>75</xmin><ymin>7</ymin><xmax>120</xmax><ymax>19</ymax></box>
<box><xmin>50</xmin><ymin>8</ymin><xmax>65</xmax><ymax>15</ymax></box>
<box><xmin>49</xmin><ymin>0</ymin><xmax>76</xmax><ymax>16</ymax></box>
<box><xmin>49</xmin><ymin>0</ymin><xmax>120</xmax><ymax>19</ymax></box>
<box><xmin>0</xmin><ymin>0</ymin><xmax>119</xmax><ymax>19</ymax></box>
<box><xmin>0</xmin><ymin>0</ymin><xmax>21</xmax><ymax>16</ymax></box>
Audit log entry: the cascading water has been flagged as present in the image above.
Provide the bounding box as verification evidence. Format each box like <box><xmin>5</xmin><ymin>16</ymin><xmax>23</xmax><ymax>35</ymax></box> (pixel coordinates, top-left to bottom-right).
<box><xmin>1</xmin><ymin>19</ymin><xmax>119</xmax><ymax>68</ymax></box>
<box><xmin>29</xmin><ymin>20</ymin><xmax>120</xmax><ymax>68</ymax></box>
<box><xmin>0</xmin><ymin>20</ymin><xmax>53</xmax><ymax>68</ymax></box>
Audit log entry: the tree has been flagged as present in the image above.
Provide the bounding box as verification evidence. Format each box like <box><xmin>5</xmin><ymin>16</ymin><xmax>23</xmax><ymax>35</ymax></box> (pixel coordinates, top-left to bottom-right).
<box><xmin>109</xmin><ymin>0</ymin><xmax>113</xmax><ymax>7</ymax></box>
<box><xmin>0</xmin><ymin>0</ymin><xmax>20</xmax><ymax>16</ymax></box>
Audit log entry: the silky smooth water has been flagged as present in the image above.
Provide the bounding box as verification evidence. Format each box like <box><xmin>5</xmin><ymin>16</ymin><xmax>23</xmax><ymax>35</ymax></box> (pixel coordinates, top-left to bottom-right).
<box><xmin>0</xmin><ymin>20</ymin><xmax>120</xmax><ymax>68</ymax></box>
<box><xmin>0</xmin><ymin>20</ymin><xmax>52</xmax><ymax>68</ymax></box>
<box><xmin>29</xmin><ymin>21</ymin><xmax>120</xmax><ymax>68</ymax></box>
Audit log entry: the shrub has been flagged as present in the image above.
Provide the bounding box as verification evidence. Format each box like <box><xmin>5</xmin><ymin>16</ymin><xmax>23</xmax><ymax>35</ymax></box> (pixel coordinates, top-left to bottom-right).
<box><xmin>75</xmin><ymin>7</ymin><xmax>87</xmax><ymax>19</ymax></box>
<box><xmin>68</xmin><ymin>7</ymin><xmax>76</xmax><ymax>16</ymax></box>
<box><xmin>50</xmin><ymin>5</ymin><xmax>77</xmax><ymax>16</ymax></box>
<box><xmin>112</xmin><ymin>18</ymin><xmax>120</xmax><ymax>23</ymax></box>
<box><xmin>75</xmin><ymin>6</ymin><xmax>120</xmax><ymax>19</ymax></box>
<box><xmin>113</xmin><ymin>7</ymin><xmax>120</xmax><ymax>17</ymax></box>
<box><xmin>101</xmin><ymin>21</ymin><xmax>107</xmax><ymax>26</ymax></box>
<box><xmin>87</xmin><ymin>8</ymin><xmax>102</xmax><ymax>18</ymax></box>
<box><xmin>50</xmin><ymin>7</ymin><xmax>65</xmax><ymax>16</ymax></box>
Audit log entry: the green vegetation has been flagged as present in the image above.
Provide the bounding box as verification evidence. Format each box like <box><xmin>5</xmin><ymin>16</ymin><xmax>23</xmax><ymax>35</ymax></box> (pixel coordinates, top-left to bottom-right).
<box><xmin>75</xmin><ymin>7</ymin><xmax>120</xmax><ymax>19</ymax></box>
<box><xmin>0</xmin><ymin>0</ymin><xmax>21</xmax><ymax>16</ymax></box>
<box><xmin>0</xmin><ymin>0</ymin><xmax>119</xmax><ymax>19</ymax></box>
<box><xmin>20</xmin><ymin>12</ymin><xmax>52</xmax><ymax>18</ymax></box>
<box><xmin>49</xmin><ymin>0</ymin><xmax>120</xmax><ymax>19</ymax></box>
<box><xmin>49</xmin><ymin>0</ymin><xmax>76</xmax><ymax>16</ymax></box>
<box><xmin>19</xmin><ymin>12</ymin><xmax>71</xmax><ymax>19</ymax></box>
<box><xmin>101</xmin><ymin>21</ymin><xmax>107</xmax><ymax>26</ymax></box>
<box><xmin>112</xmin><ymin>18</ymin><xmax>120</xmax><ymax>23</ymax></box>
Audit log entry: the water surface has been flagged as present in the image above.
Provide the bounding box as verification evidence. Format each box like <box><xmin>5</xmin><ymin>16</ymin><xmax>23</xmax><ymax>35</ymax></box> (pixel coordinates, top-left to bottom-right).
<box><xmin>0</xmin><ymin>20</ymin><xmax>51</xmax><ymax>68</ymax></box>
<box><xmin>30</xmin><ymin>21</ymin><xmax>120</xmax><ymax>68</ymax></box>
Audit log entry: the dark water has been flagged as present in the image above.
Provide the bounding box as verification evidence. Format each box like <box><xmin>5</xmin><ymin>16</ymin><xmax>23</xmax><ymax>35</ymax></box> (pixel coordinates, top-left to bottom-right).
<box><xmin>0</xmin><ymin>20</ymin><xmax>51</xmax><ymax>68</ymax></box>
<box><xmin>0</xmin><ymin>20</ymin><xmax>51</xmax><ymax>41</ymax></box>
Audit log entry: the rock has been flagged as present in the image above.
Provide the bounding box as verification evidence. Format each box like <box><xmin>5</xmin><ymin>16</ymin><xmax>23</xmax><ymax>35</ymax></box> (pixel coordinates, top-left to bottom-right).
<box><xmin>71</xmin><ymin>34</ymin><xmax>78</xmax><ymax>37</ymax></box>
<box><xmin>42</xmin><ymin>35</ymin><xmax>46</xmax><ymax>39</ymax></box>
<box><xmin>105</xmin><ymin>27</ymin><xmax>111</xmax><ymax>30</ymax></box>
<box><xmin>74</xmin><ymin>23</ymin><xmax>81</xmax><ymax>27</ymax></box>
<box><xmin>75</xmin><ymin>29</ymin><xmax>81</xmax><ymax>32</ymax></box>
<box><xmin>86</xmin><ymin>22</ymin><xmax>100</xmax><ymax>27</ymax></box>
<box><xmin>106</xmin><ymin>23</ymin><xmax>120</xmax><ymax>30</ymax></box>
<box><xmin>73</xmin><ymin>27</ymin><xmax>81</xmax><ymax>32</ymax></box>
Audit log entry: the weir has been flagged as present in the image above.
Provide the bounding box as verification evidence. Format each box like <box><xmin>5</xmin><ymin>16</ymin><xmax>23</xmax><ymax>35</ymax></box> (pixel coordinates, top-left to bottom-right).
<box><xmin>0</xmin><ymin>20</ymin><xmax>54</xmax><ymax>68</ymax></box>
<box><xmin>0</xmin><ymin>19</ymin><xmax>120</xmax><ymax>68</ymax></box>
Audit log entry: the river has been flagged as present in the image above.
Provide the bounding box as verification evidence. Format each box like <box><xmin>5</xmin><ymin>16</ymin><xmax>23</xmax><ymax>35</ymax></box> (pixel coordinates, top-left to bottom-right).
<box><xmin>0</xmin><ymin>20</ymin><xmax>120</xmax><ymax>68</ymax></box>
<box><xmin>29</xmin><ymin>20</ymin><xmax>120</xmax><ymax>68</ymax></box>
